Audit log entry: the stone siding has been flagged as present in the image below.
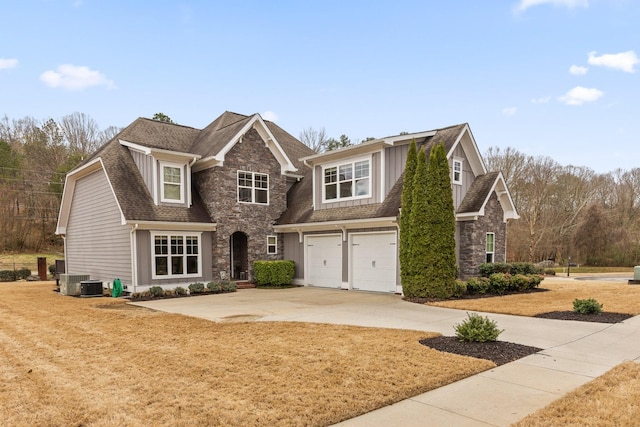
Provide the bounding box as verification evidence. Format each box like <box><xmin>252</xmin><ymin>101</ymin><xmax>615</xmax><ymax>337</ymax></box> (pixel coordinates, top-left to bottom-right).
<box><xmin>457</xmin><ymin>192</ymin><xmax>507</xmax><ymax>278</ymax></box>
<box><xmin>194</xmin><ymin>128</ymin><xmax>286</xmax><ymax>281</ymax></box>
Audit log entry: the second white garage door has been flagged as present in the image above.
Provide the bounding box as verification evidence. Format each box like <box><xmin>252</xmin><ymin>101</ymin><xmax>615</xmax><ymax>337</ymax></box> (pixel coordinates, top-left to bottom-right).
<box><xmin>350</xmin><ymin>232</ymin><xmax>397</xmax><ymax>293</ymax></box>
<box><xmin>306</xmin><ymin>234</ymin><xmax>343</xmax><ymax>288</ymax></box>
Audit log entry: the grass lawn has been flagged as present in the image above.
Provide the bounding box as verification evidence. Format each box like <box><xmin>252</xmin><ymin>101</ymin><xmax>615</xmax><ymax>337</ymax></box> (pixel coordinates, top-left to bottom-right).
<box><xmin>0</xmin><ymin>281</ymin><xmax>493</xmax><ymax>427</ymax></box>
<box><xmin>429</xmin><ymin>274</ymin><xmax>640</xmax><ymax>316</ymax></box>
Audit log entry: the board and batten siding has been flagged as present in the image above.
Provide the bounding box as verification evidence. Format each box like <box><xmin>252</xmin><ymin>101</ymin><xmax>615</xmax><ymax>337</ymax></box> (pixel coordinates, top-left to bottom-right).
<box><xmin>384</xmin><ymin>144</ymin><xmax>409</xmax><ymax>200</ymax></box>
<box><xmin>129</xmin><ymin>149</ymin><xmax>154</xmax><ymax>194</ymax></box>
<box><xmin>450</xmin><ymin>143</ymin><xmax>475</xmax><ymax>210</ymax></box>
<box><xmin>66</xmin><ymin>169</ymin><xmax>132</xmax><ymax>285</ymax></box>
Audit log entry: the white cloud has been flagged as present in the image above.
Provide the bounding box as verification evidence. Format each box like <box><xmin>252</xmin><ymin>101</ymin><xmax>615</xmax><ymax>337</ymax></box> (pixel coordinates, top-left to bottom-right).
<box><xmin>40</xmin><ymin>64</ymin><xmax>115</xmax><ymax>90</ymax></box>
<box><xmin>588</xmin><ymin>50</ymin><xmax>639</xmax><ymax>73</ymax></box>
<box><xmin>531</xmin><ymin>96</ymin><xmax>551</xmax><ymax>104</ymax></box>
<box><xmin>262</xmin><ymin>111</ymin><xmax>279</xmax><ymax>122</ymax></box>
<box><xmin>502</xmin><ymin>107</ymin><xmax>518</xmax><ymax>116</ymax></box>
<box><xmin>0</xmin><ymin>58</ymin><xmax>18</xmax><ymax>70</ymax></box>
<box><xmin>569</xmin><ymin>65</ymin><xmax>588</xmax><ymax>75</ymax></box>
<box><xmin>559</xmin><ymin>86</ymin><xmax>604</xmax><ymax>105</ymax></box>
<box><xmin>515</xmin><ymin>0</ymin><xmax>588</xmax><ymax>13</ymax></box>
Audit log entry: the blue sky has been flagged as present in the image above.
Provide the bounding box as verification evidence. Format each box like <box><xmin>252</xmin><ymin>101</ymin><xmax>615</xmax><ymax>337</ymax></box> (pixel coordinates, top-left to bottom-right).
<box><xmin>1</xmin><ymin>0</ymin><xmax>638</xmax><ymax>173</ymax></box>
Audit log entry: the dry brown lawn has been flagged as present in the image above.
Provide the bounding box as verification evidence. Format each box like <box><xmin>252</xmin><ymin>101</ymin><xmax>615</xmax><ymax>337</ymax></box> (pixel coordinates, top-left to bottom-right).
<box><xmin>513</xmin><ymin>361</ymin><xmax>640</xmax><ymax>427</ymax></box>
<box><xmin>0</xmin><ymin>282</ymin><xmax>494</xmax><ymax>427</ymax></box>
<box><xmin>429</xmin><ymin>274</ymin><xmax>640</xmax><ymax>316</ymax></box>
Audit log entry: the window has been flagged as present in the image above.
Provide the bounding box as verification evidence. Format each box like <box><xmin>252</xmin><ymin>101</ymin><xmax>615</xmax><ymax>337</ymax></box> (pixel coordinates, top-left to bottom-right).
<box><xmin>452</xmin><ymin>159</ymin><xmax>462</xmax><ymax>185</ymax></box>
<box><xmin>152</xmin><ymin>232</ymin><xmax>201</xmax><ymax>278</ymax></box>
<box><xmin>267</xmin><ymin>235</ymin><xmax>277</xmax><ymax>254</ymax></box>
<box><xmin>238</xmin><ymin>171</ymin><xmax>269</xmax><ymax>204</ymax></box>
<box><xmin>160</xmin><ymin>162</ymin><xmax>184</xmax><ymax>203</ymax></box>
<box><xmin>323</xmin><ymin>159</ymin><xmax>370</xmax><ymax>201</ymax></box>
<box><xmin>486</xmin><ymin>233</ymin><xmax>495</xmax><ymax>263</ymax></box>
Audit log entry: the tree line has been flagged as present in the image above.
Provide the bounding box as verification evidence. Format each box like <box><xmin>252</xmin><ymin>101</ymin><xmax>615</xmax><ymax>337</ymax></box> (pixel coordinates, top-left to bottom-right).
<box><xmin>485</xmin><ymin>147</ymin><xmax>640</xmax><ymax>266</ymax></box>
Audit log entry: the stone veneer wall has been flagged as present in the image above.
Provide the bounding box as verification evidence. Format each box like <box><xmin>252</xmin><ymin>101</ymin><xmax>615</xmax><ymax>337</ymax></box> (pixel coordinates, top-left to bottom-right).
<box><xmin>193</xmin><ymin>128</ymin><xmax>286</xmax><ymax>281</ymax></box>
<box><xmin>457</xmin><ymin>192</ymin><xmax>507</xmax><ymax>278</ymax></box>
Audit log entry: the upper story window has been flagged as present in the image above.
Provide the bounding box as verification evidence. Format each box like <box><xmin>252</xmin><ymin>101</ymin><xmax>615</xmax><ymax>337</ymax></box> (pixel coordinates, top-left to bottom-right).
<box><xmin>452</xmin><ymin>159</ymin><xmax>463</xmax><ymax>185</ymax></box>
<box><xmin>160</xmin><ymin>161</ymin><xmax>184</xmax><ymax>203</ymax></box>
<box><xmin>323</xmin><ymin>159</ymin><xmax>370</xmax><ymax>202</ymax></box>
<box><xmin>152</xmin><ymin>232</ymin><xmax>201</xmax><ymax>279</ymax></box>
<box><xmin>238</xmin><ymin>171</ymin><xmax>269</xmax><ymax>204</ymax></box>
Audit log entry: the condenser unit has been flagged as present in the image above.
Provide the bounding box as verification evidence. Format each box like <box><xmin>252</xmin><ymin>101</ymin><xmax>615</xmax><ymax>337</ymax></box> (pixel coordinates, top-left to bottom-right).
<box><xmin>59</xmin><ymin>274</ymin><xmax>90</xmax><ymax>296</ymax></box>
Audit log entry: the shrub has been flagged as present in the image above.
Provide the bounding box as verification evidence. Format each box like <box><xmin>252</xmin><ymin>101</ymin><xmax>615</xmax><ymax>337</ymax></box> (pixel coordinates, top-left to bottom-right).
<box><xmin>573</xmin><ymin>298</ymin><xmax>603</xmax><ymax>314</ymax></box>
<box><xmin>17</xmin><ymin>268</ymin><xmax>31</xmax><ymax>280</ymax></box>
<box><xmin>454</xmin><ymin>312</ymin><xmax>503</xmax><ymax>342</ymax></box>
<box><xmin>206</xmin><ymin>281</ymin><xmax>222</xmax><ymax>293</ymax></box>
<box><xmin>220</xmin><ymin>281</ymin><xmax>237</xmax><ymax>293</ymax></box>
<box><xmin>488</xmin><ymin>272</ymin><xmax>510</xmax><ymax>294</ymax></box>
<box><xmin>148</xmin><ymin>286</ymin><xmax>164</xmax><ymax>297</ymax></box>
<box><xmin>49</xmin><ymin>264</ymin><xmax>56</xmax><ymax>275</ymax></box>
<box><xmin>175</xmin><ymin>286</ymin><xmax>187</xmax><ymax>296</ymax></box>
<box><xmin>465</xmin><ymin>277</ymin><xmax>490</xmax><ymax>295</ymax></box>
<box><xmin>188</xmin><ymin>282</ymin><xmax>205</xmax><ymax>294</ymax></box>
<box><xmin>452</xmin><ymin>279</ymin><xmax>467</xmax><ymax>298</ymax></box>
<box><xmin>545</xmin><ymin>269</ymin><xmax>556</xmax><ymax>276</ymax></box>
<box><xmin>253</xmin><ymin>260</ymin><xmax>295</xmax><ymax>286</ymax></box>
<box><xmin>479</xmin><ymin>262</ymin><xmax>542</xmax><ymax>277</ymax></box>
<box><xmin>0</xmin><ymin>270</ymin><xmax>17</xmax><ymax>282</ymax></box>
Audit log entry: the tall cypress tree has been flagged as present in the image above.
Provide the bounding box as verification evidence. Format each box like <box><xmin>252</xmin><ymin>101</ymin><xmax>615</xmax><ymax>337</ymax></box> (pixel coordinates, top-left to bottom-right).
<box><xmin>423</xmin><ymin>142</ymin><xmax>457</xmax><ymax>298</ymax></box>
<box><xmin>404</xmin><ymin>147</ymin><xmax>430</xmax><ymax>297</ymax></box>
<box><xmin>399</xmin><ymin>140</ymin><xmax>417</xmax><ymax>292</ymax></box>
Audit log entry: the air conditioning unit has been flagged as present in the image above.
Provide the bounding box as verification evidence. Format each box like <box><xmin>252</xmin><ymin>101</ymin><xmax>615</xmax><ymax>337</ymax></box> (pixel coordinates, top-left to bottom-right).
<box><xmin>59</xmin><ymin>274</ymin><xmax>90</xmax><ymax>296</ymax></box>
<box><xmin>80</xmin><ymin>280</ymin><xmax>103</xmax><ymax>297</ymax></box>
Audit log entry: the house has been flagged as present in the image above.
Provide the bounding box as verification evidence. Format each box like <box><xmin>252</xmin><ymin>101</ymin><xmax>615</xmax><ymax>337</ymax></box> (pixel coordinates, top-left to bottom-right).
<box><xmin>56</xmin><ymin>112</ymin><xmax>518</xmax><ymax>294</ymax></box>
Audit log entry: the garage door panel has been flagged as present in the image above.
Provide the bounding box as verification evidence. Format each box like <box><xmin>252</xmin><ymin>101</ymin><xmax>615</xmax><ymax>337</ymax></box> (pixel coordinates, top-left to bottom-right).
<box><xmin>307</xmin><ymin>235</ymin><xmax>342</xmax><ymax>288</ymax></box>
<box><xmin>351</xmin><ymin>232</ymin><xmax>397</xmax><ymax>293</ymax></box>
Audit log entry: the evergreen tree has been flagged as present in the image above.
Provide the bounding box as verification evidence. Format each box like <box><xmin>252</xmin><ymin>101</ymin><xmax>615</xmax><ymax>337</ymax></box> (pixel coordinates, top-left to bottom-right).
<box><xmin>404</xmin><ymin>147</ymin><xmax>430</xmax><ymax>297</ymax></box>
<box><xmin>400</xmin><ymin>140</ymin><xmax>417</xmax><ymax>293</ymax></box>
<box><xmin>423</xmin><ymin>142</ymin><xmax>457</xmax><ymax>298</ymax></box>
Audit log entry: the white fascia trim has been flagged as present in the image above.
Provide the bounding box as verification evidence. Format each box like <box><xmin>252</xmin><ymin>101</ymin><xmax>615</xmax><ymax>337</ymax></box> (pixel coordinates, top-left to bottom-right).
<box><xmin>119</xmin><ymin>139</ymin><xmax>201</xmax><ymax>161</ymax></box>
<box><xmin>446</xmin><ymin>124</ymin><xmax>487</xmax><ymax>176</ymax></box>
<box><xmin>273</xmin><ymin>217</ymin><xmax>398</xmax><ymax>233</ymax></box>
<box><xmin>192</xmin><ymin>155</ymin><xmax>222</xmax><ymax>172</ymax></box>
<box><xmin>125</xmin><ymin>220</ymin><xmax>217</xmax><ymax>232</ymax></box>
<box><xmin>455</xmin><ymin>173</ymin><xmax>519</xmax><ymax>223</ymax></box>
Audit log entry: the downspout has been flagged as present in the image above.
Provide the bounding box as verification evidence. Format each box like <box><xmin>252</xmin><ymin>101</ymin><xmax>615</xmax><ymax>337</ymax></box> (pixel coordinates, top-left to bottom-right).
<box><xmin>62</xmin><ymin>235</ymin><xmax>67</xmax><ymax>273</ymax></box>
<box><xmin>130</xmin><ymin>224</ymin><xmax>139</xmax><ymax>293</ymax></box>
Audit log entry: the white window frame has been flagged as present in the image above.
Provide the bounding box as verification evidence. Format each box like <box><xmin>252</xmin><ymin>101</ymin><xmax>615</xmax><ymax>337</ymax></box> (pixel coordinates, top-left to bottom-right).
<box><xmin>237</xmin><ymin>171</ymin><xmax>269</xmax><ymax>205</ymax></box>
<box><xmin>151</xmin><ymin>231</ymin><xmax>202</xmax><ymax>279</ymax></box>
<box><xmin>267</xmin><ymin>235</ymin><xmax>277</xmax><ymax>254</ymax></box>
<box><xmin>452</xmin><ymin>158</ymin><xmax>463</xmax><ymax>185</ymax></box>
<box><xmin>486</xmin><ymin>232</ymin><xmax>495</xmax><ymax>263</ymax></box>
<box><xmin>322</xmin><ymin>156</ymin><xmax>371</xmax><ymax>203</ymax></box>
<box><xmin>160</xmin><ymin>161</ymin><xmax>185</xmax><ymax>203</ymax></box>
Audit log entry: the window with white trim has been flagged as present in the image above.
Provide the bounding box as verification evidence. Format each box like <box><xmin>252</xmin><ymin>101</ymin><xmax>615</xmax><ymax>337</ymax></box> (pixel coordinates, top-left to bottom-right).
<box><xmin>452</xmin><ymin>159</ymin><xmax>462</xmax><ymax>185</ymax></box>
<box><xmin>160</xmin><ymin>162</ymin><xmax>184</xmax><ymax>203</ymax></box>
<box><xmin>238</xmin><ymin>171</ymin><xmax>269</xmax><ymax>204</ymax></box>
<box><xmin>152</xmin><ymin>232</ymin><xmax>202</xmax><ymax>278</ymax></box>
<box><xmin>267</xmin><ymin>235</ymin><xmax>277</xmax><ymax>254</ymax></box>
<box><xmin>323</xmin><ymin>159</ymin><xmax>370</xmax><ymax>202</ymax></box>
<box><xmin>486</xmin><ymin>233</ymin><xmax>495</xmax><ymax>263</ymax></box>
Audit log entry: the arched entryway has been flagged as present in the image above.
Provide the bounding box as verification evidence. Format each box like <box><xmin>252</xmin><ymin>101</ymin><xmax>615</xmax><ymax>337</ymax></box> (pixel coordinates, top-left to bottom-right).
<box><xmin>230</xmin><ymin>231</ymin><xmax>248</xmax><ymax>280</ymax></box>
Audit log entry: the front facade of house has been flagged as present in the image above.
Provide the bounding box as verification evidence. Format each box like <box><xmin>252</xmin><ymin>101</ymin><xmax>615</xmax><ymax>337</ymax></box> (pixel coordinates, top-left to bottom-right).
<box><xmin>56</xmin><ymin>112</ymin><xmax>517</xmax><ymax>294</ymax></box>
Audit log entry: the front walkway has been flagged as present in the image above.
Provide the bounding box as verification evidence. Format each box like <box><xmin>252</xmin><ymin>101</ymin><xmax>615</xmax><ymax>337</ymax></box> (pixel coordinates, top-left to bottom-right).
<box><xmin>131</xmin><ymin>287</ymin><xmax>640</xmax><ymax>426</ymax></box>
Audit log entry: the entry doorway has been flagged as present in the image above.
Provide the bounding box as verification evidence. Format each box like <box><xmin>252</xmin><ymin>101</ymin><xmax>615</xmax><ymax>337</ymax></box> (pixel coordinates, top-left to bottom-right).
<box><xmin>230</xmin><ymin>231</ymin><xmax>248</xmax><ymax>280</ymax></box>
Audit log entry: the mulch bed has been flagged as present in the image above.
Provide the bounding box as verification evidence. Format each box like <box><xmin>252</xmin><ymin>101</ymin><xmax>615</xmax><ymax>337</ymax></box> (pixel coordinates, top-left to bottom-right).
<box><xmin>419</xmin><ymin>336</ymin><xmax>542</xmax><ymax>366</ymax></box>
<box><xmin>534</xmin><ymin>311</ymin><xmax>633</xmax><ymax>323</ymax></box>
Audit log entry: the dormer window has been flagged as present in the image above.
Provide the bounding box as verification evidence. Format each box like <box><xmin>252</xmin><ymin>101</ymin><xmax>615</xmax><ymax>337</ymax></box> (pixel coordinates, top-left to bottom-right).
<box><xmin>323</xmin><ymin>158</ymin><xmax>370</xmax><ymax>202</ymax></box>
<box><xmin>238</xmin><ymin>171</ymin><xmax>269</xmax><ymax>204</ymax></box>
<box><xmin>452</xmin><ymin>159</ymin><xmax>463</xmax><ymax>185</ymax></box>
<box><xmin>160</xmin><ymin>161</ymin><xmax>184</xmax><ymax>203</ymax></box>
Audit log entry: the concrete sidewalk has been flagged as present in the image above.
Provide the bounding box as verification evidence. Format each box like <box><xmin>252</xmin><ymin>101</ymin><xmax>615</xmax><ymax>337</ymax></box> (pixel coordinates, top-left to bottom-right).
<box><xmin>131</xmin><ymin>287</ymin><xmax>640</xmax><ymax>426</ymax></box>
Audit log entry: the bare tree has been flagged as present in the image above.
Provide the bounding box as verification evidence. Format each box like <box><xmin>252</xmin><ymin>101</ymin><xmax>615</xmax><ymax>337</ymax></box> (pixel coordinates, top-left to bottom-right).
<box><xmin>60</xmin><ymin>112</ymin><xmax>100</xmax><ymax>157</ymax></box>
<box><xmin>299</xmin><ymin>127</ymin><xmax>329</xmax><ymax>152</ymax></box>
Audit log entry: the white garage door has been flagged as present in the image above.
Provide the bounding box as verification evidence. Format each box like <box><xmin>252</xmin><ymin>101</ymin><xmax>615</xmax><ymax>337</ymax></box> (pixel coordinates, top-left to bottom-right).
<box><xmin>306</xmin><ymin>235</ymin><xmax>343</xmax><ymax>288</ymax></box>
<box><xmin>351</xmin><ymin>232</ymin><xmax>397</xmax><ymax>293</ymax></box>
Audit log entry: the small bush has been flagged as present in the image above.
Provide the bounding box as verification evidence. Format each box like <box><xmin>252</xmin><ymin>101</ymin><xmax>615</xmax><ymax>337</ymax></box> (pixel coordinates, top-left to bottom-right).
<box><xmin>0</xmin><ymin>270</ymin><xmax>17</xmax><ymax>282</ymax></box>
<box><xmin>220</xmin><ymin>281</ymin><xmax>237</xmax><ymax>293</ymax></box>
<box><xmin>254</xmin><ymin>260</ymin><xmax>295</xmax><ymax>286</ymax></box>
<box><xmin>452</xmin><ymin>279</ymin><xmax>467</xmax><ymax>298</ymax></box>
<box><xmin>488</xmin><ymin>272</ymin><xmax>510</xmax><ymax>294</ymax></box>
<box><xmin>465</xmin><ymin>277</ymin><xmax>490</xmax><ymax>295</ymax></box>
<box><xmin>479</xmin><ymin>262</ymin><xmax>542</xmax><ymax>277</ymax></box>
<box><xmin>454</xmin><ymin>312</ymin><xmax>503</xmax><ymax>342</ymax></box>
<box><xmin>175</xmin><ymin>286</ymin><xmax>188</xmax><ymax>296</ymax></box>
<box><xmin>188</xmin><ymin>282</ymin><xmax>205</xmax><ymax>294</ymax></box>
<box><xmin>148</xmin><ymin>286</ymin><xmax>164</xmax><ymax>297</ymax></box>
<box><xmin>206</xmin><ymin>281</ymin><xmax>222</xmax><ymax>293</ymax></box>
<box><xmin>544</xmin><ymin>269</ymin><xmax>556</xmax><ymax>276</ymax></box>
<box><xmin>573</xmin><ymin>298</ymin><xmax>603</xmax><ymax>314</ymax></box>
<box><xmin>49</xmin><ymin>264</ymin><xmax>56</xmax><ymax>275</ymax></box>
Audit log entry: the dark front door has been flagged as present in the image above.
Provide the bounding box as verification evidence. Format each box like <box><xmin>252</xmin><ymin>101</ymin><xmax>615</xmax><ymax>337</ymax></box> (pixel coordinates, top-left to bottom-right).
<box><xmin>230</xmin><ymin>232</ymin><xmax>248</xmax><ymax>280</ymax></box>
